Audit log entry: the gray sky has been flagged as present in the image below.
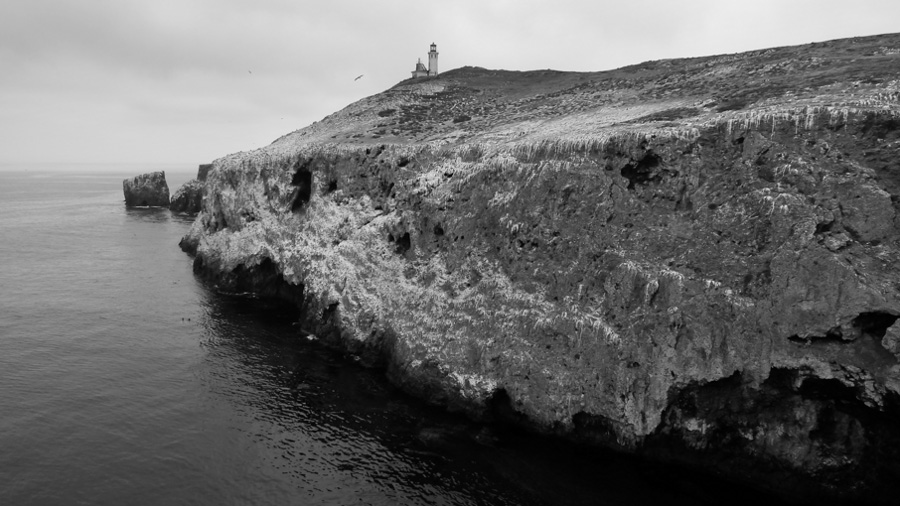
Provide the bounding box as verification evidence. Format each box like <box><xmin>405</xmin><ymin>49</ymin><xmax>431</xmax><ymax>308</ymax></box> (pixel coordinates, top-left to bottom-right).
<box><xmin>1</xmin><ymin>0</ymin><xmax>898</xmax><ymax>165</ymax></box>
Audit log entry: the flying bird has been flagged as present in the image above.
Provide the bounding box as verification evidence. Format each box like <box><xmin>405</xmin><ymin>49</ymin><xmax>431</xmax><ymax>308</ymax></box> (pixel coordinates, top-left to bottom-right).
<box><xmin>354</xmin><ymin>74</ymin><xmax>364</xmax><ymax>81</ymax></box>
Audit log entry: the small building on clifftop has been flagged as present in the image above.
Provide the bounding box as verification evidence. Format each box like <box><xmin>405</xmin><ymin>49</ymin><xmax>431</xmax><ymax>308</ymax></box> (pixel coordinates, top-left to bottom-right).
<box><xmin>411</xmin><ymin>59</ymin><xmax>429</xmax><ymax>78</ymax></box>
<box><xmin>411</xmin><ymin>43</ymin><xmax>439</xmax><ymax>78</ymax></box>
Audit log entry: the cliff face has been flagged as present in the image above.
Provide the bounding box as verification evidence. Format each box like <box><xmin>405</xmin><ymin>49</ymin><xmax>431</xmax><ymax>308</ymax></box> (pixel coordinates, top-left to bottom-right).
<box><xmin>182</xmin><ymin>34</ymin><xmax>900</xmax><ymax>501</ymax></box>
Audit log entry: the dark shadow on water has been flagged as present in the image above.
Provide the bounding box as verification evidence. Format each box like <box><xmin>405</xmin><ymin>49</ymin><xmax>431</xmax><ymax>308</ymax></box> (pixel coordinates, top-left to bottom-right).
<box><xmin>193</xmin><ymin>285</ymin><xmax>793</xmax><ymax>506</ymax></box>
<box><xmin>168</xmin><ymin>211</ymin><xmax>199</xmax><ymax>225</ymax></box>
<box><xmin>125</xmin><ymin>207</ymin><xmax>196</xmax><ymax>225</ymax></box>
<box><xmin>125</xmin><ymin>206</ymin><xmax>171</xmax><ymax>223</ymax></box>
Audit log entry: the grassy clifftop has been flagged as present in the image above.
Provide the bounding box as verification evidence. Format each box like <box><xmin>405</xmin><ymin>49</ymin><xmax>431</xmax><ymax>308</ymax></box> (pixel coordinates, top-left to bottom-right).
<box><xmin>256</xmin><ymin>32</ymin><xmax>900</xmax><ymax>151</ymax></box>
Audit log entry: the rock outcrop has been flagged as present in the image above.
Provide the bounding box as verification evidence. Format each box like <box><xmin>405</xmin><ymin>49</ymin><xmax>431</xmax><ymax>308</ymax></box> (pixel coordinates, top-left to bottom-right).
<box><xmin>171</xmin><ymin>164</ymin><xmax>212</xmax><ymax>213</ymax></box>
<box><xmin>123</xmin><ymin>171</ymin><xmax>169</xmax><ymax>207</ymax></box>
<box><xmin>169</xmin><ymin>179</ymin><xmax>202</xmax><ymax>213</ymax></box>
<box><xmin>181</xmin><ymin>34</ymin><xmax>900</xmax><ymax>502</ymax></box>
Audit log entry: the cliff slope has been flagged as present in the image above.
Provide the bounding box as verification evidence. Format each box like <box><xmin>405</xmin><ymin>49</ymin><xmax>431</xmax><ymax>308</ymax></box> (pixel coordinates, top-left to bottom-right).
<box><xmin>182</xmin><ymin>33</ymin><xmax>900</xmax><ymax>502</ymax></box>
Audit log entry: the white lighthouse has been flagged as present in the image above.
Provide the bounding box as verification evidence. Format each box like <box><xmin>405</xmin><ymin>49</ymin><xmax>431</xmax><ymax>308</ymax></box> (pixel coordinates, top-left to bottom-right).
<box><xmin>428</xmin><ymin>42</ymin><xmax>439</xmax><ymax>76</ymax></box>
<box><xmin>411</xmin><ymin>43</ymin><xmax>439</xmax><ymax>78</ymax></box>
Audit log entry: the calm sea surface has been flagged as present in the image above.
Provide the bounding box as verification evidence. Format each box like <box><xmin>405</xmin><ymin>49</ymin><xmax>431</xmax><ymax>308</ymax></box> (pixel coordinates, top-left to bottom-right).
<box><xmin>0</xmin><ymin>166</ymin><xmax>787</xmax><ymax>506</ymax></box>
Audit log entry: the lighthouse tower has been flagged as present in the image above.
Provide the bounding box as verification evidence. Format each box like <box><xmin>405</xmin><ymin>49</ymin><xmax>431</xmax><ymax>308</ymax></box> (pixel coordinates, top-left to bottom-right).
<box><xmin>428</xmin><ymin>43</ymin><xmax>439</xmax><ymax>76</ymax></box>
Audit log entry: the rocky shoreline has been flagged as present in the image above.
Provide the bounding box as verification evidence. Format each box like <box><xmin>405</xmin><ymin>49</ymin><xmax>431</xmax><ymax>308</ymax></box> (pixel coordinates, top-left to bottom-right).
<box><xmin>123</xmin><ymin>165</ymin><xmax>208</xmax><ymax>213</ymax></box>
<box><xmin>179</xmin><ymin>33</ymin><xmax>900</xmax><ymax>503</ymax></box>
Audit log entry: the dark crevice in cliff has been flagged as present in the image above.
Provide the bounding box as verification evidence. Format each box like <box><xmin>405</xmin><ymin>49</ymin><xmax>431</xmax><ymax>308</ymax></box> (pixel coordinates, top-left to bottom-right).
<box><xmin>796</xmin><ymin>377</ymin><xmax>858</xmax><ymax>403</ymax></box>
<box><xmin>193</xmin><ymin>256</ymin><xmax>306</xmax><ymax>310</ymax></box>
<box><xmin>851</xmin><ymin>311</ymin><xmax>898</xmax><ymax>339</ymax></box>
<box><xmin>291</xmin><ymin>160</ymin><xmax>313</xmax><ymax>211</ymax></box>
<box><xmin>814</xmin><ymin>220</ymin><xmax>834</xmax><ymax>235</ymax></box>
<box><xmin>322</xmin><ymin>302</ymin><xmax>339</xmax><ymax>322</ymax></box>
<box><xmin>571</xmin><ymin>411</ymin><xmax>631</xmax><ymax>450</ymax></box>
<box><xmin>487</xmin><ymin>389</ymin><xmax>529</xmax><ymax>426</ymax></box>
<box><xmin>620</xmin><ymin>152</ymin><xmax>663</xmax><ymax>189</ymax></box>
<box><xmin>389</xmin><ymin>232</ymin><xmax>411</xmax><ymax>254</ymax></box>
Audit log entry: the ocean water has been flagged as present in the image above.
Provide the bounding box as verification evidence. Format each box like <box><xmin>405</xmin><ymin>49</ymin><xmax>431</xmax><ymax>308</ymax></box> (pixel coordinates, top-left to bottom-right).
<box><xmin>0</xmin><ymin>166</ymin><xmax>787</xmax><ymax>506</ymax></box>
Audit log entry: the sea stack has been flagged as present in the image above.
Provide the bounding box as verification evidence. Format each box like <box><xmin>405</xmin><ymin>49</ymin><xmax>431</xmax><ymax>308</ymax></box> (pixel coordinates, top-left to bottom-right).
<box><xmin>123</xmin><ymin>171</ymin><xmax>170</xmax><ymax>207</ymax></box>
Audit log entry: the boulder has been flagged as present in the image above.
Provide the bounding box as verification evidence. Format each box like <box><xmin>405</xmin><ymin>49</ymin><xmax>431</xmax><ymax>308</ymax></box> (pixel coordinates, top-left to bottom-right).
<box><xmin>123</xmin><ymin>171</ymin><xmax>170</xmax><ymax>207</ymax></box>
<box><xmin>169</xmin><ymin>179</ymin><xmax>203</xmax><ymax>214</ymax></box>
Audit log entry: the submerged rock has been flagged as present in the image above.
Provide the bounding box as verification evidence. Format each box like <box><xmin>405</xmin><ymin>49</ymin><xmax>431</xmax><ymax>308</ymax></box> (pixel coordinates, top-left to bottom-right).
<box><xmin>170</xmin><ymin>179</ymin><xmax>202</xmax><ymax>213</ymax></box>
<box><xmin>180</xmin><ymin>33</ymin><xmax>900</xmax><ymax>503</ymax></box>
<box><xmin>123</xmin><ymin>171</ymin><xmax>169</xmax><ymax>207</ymax></box>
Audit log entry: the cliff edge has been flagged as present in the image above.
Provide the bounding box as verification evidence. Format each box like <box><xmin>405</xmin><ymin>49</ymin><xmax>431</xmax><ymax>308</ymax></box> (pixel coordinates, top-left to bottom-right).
<box><xmin>182</xmin><ymin>34</ymin><xmax>900</xmax><ymax>502</ymax></box>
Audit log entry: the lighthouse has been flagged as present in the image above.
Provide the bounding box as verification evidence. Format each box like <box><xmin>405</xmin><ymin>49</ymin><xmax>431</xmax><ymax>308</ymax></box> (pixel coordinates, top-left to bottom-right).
<box><xmin>428</xmin><ymin>43</ymin><xmax>439</xmax><ymax>76</ymax></box>
<box><xmin>410</xmin><ymin>43</ymin><xmax>440</xmax><ymax>78</ymax></box>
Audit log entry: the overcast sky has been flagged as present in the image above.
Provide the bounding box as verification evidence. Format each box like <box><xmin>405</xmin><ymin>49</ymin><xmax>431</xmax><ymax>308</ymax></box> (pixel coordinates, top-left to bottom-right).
<box><xmin>1</xmin><ymin>0</ymin><xmax>898</xmax><ymax>166</ymax></box>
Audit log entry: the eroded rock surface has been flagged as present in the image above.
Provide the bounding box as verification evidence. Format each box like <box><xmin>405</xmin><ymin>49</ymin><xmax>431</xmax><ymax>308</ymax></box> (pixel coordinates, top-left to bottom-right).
<box><xmin>181</xmin><ymin>33</ymin><xmax>900</xmax><ymax>502</ymax></box>
<box><xmin>170</xmin><ymin>179</ymin><xmax>202</xmax><ymax>213</ymax></box>
<box><xmin>123</xmin><ymin>171</ymin><xmax>169</xmax><ymax>207</ymax></box>
<box><xmin>170</xmin><ymin>164</ymin><xmax>213</xmax><ymax>213</ymax></box>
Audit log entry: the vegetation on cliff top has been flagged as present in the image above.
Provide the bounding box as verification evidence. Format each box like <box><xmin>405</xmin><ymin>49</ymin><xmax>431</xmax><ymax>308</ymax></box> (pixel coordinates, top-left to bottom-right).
<box><xmin>255</xmin><ymin>32</ymin><xmax>900</xmax><ymax>154</ymax></box>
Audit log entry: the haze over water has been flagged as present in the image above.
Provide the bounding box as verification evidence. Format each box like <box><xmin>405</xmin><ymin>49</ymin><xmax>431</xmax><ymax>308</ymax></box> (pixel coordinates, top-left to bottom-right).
<box><xmin>0</xmin><ymin>167</ymin><xmax>786</xmax><ymax>505</ymax></box>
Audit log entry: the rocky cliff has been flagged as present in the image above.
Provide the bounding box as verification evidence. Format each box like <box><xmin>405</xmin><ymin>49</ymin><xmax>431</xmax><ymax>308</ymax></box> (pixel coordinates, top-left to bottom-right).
<box><xmin>170</xmin><ymin>164</ymin><xmax>210</xmax><ymax>214</ymax></box>
<box><xmin>181</xmin><ymin>33</ymin><xmax>900</xmax><ymax>502</ymax></box>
